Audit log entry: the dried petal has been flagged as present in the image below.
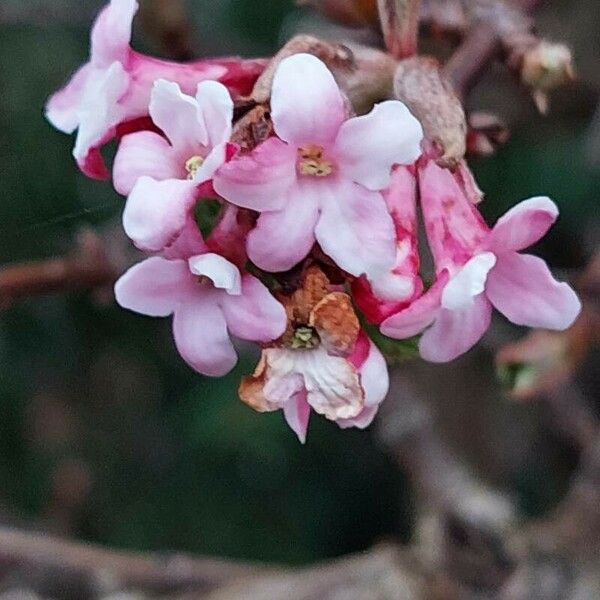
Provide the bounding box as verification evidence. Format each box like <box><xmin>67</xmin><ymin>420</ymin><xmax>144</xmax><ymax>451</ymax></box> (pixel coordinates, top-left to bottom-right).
<box><xmin>310</xmin><ymin>292</ymin><xmax>360</xmax><ymax>357</ymax></box>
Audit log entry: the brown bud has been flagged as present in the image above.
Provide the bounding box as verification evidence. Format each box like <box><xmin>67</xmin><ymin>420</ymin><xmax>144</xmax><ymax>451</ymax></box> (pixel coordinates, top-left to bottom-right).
<box><xmin>231</xmin><ymin>104</ymin><xmax>274</xmax><ymax>152</ymax></box>
<box><xmin>521</xmin><ymin>41</ymin><xmax>575</xmax><ymax>91</ymax></box>
<box><xmin>252</xmin><ymin>35</ymin><xmax>396</xmax><ymax>117</ymax></box>
<box><xmin>394</xmin><ymin>56</ymin><xmax>466</xmax><ymax>167</ymax></box>
<box><xmin>520</xmin><ymin>41</ymin><xmax>575</xmax><ymax>114</ymax></box>
<box><xmin>251</xmin><ymin>35</ymin><xmax>354</xmax><ymax>105</ymax></box>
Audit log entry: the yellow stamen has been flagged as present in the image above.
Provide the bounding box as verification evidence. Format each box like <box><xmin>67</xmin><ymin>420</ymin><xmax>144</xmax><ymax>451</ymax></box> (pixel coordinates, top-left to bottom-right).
<box><xmin>185</xmin><ymin>155</ymin><xmax>205</xmax><ymax>180</ymax></box>
<box><xmin>297</xmin><ymin>144</ymin><xmax>334</xmax><ymax>177</ymax></box>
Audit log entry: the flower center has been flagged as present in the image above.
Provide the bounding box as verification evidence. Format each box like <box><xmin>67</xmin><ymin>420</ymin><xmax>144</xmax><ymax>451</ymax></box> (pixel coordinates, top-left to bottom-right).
<box><xmin>185</xmin><ymin>155</ymin><xmax>205</xmax><ymax>180</ymax></box>
<box><xmin>290</xmin><ymin>326</ymin><xmax>320</xmax><ymax>349</ymax></box>
<box><xmin>297</xmin><ymin>144</ymin><xmax>334</xmax><ymax>177</ymax></box>
<box><xmin>196</xmin><ymin>275</ymin><xmax>212</xmax><ymax>287</ymax></box>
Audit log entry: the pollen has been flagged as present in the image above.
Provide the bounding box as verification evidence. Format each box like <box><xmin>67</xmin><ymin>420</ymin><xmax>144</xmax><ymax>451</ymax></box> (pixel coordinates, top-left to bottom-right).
<box><xmin>185</xmin><ymin>155</ymin><xmax>205</xmax><ymax>180</ymax></box>
<box><xmin>297</xmin><ymin>144</ymin><xmax>334</xmax><ymax>177</ymax></box>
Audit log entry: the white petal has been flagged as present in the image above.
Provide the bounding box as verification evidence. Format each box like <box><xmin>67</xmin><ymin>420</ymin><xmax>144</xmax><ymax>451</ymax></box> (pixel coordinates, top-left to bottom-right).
<box><xmin>188</xmin><ymin>253</ymin><xmax>242</xmax><ymax>295</ymax></box>
<box><xmin>441</xmin><ymin>252</ymin><xmax>497</xmax><ymax>311</ymax></box>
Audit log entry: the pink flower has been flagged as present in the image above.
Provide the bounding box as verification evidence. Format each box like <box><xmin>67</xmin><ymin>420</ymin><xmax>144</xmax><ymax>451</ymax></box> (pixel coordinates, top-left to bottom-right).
<box><xmin>381</xmin><ymin>160</ymin><xmax>581</xmax><ymax>362</ymax></box>
<box><xmin>239</xmin><ymin>267</ymin><xmax>389</xmax><ymax>442</ymax></box>
<box><xmin>46</xmin><ymin>0</ymin><xmax>265</xmax><ymax>180</ymax></box>
<box><xmin>259</xmin><ymin>335</ymin><xmax>389</xmax><ymax>443</ymax></box>
<box><xmin>214</xmin><ymin>53</ymin><xmax>423</xmax><ymax>283</ymax></box>
<box><xmin>114</xmin><ymin>78</ymin><xmax>234</xmax><ymax>252</ymax></box>
<box><xmin>115</xmin><ymin>251</ymin><xmax>287</xmax><ymax>377</ymax></box>
<box><xmin>352</xmin><ymin>166</ymin><xmax>423</xmax><ymax>323</ymax></box>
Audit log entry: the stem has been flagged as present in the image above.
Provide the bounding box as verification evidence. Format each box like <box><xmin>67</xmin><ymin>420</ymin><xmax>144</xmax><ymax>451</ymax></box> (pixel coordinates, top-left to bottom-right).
<box><xmin>377</xmin><ymin>0</ymin><xmax>422</xmax><ymax>59</ymax></box>
<box><xmin>0</xmin><ymin>525</ymin><xmax>260</xmax><ymax>594</ymax></box>
<box><xmin>0</xmin><ymin>231</ymin><xmax>116</xmax><ymax>308</ymax></box>
<box><xmin>443</xmin><ymin>0</ymin><xmax>545</xmax><ymax>97</ymax></box>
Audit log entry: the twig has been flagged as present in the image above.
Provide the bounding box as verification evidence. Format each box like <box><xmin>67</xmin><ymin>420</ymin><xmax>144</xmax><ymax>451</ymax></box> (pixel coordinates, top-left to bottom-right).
<box><xmin>443</xmin><ymin>0</ymin><xmax>543</xmax><ymax>97</ymax></box>
<box><xmin>0</xmin><ymin>525</ymin><xmax>263</xmax><ymax>595</ymax></box>
<box><xmin>377</xmin><ymin>372</ymin><xmax>516</xmax><ymax>593</ymax></box>
<box><xmin>0</xmin><ymin>231</ymin><xmax>117</xmax><ymax>308</ymax></box>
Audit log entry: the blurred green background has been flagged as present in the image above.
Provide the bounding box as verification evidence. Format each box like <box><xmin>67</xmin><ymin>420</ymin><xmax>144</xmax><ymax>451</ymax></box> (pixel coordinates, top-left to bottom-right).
<box><xmin>0</xmin><ymin>0</ymin><xmax>598</xmax><ymax>566</ymax></box>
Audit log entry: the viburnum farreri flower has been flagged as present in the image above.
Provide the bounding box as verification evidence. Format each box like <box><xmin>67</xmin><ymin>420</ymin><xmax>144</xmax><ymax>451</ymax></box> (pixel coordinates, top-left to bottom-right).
<box><xmin>115</xmin><ymin>246</ymin><xmax>287</xmax><ymax>377</ymax></box>
<box><xmin>239</xmin><ymin>266</ymin><xmax>389</xmax><ymax>442</ymax></box>
<box><xmin>381</xmin><ymin>160</ymin><xmax>582</xmax><ymax>362</ymax></box>
<box><xmin>114</xmin><ymin>78</ymin><xmax>234</xmax><ymax>252</ymax></box>
<box><xmin>214</xmin><ymin>53</ymin><xmax>423</xmax><ymax>290</ymax></box>
<box><xmin>45</xmin><ymin>0</ymin><xmax>265</xmax><ymax>179</ymax></box>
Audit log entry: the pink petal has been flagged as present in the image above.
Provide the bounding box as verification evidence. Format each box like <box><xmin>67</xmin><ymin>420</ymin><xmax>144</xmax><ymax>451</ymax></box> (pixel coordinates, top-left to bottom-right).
<box><xmin>220</xmin><ymin>275</ymin><xmax>287</xmax><ymax>342</ymax></box>
<box><xmin>149</xmin><ymin>80</ymin><xmax>208</xmax><ymax>152</ymax></box>
<box><xmin>338</xmin><ymin>339</ymin><xmax>389</xmax><ymax>430</ymax></box>
<box><xmin>79</xmin><ymin>145</ymin><xmax>111</xmax><ymax>180</ymax></box>
<box><xmin>173</xmin><ymin>299</ymin><xmax>237</xmax><ymax>377</ymax></box>
<box><xmin>72</xmin><ymin>62</ymin><xmax>130</xmax><ymax>164</ymax></box>
<box><xmin>115</xmin><ymin>257</ymin><xmax>193</xmax><ymax>317</ymax></box>
<box><xmin>360</xmin><ymin>340</ymin><xmax>389</xmax><ymax>407</ymax></box>
<box><xmin>195</xmin><ymin>80</ymin><xmax>233</xmax><ymax>149</ymax></box>
<box><xmin>247</xmin><ymin>180</ymin><xmax>319</xmax><ymax>272</ymax></box>
<box><xmin>420</xmin><ymin>293</ymin><xmax>492</xmax><ymax>363</ymax></box>
<box><xmin>353</xmin><ymin>167</ymin><xmax>422</xmax><ymax>321</ymax></box>
<box><xmin>486</xmin><ymin>252</ymin><xmax>581</xmax><ymax>330</ymax></box>
<box><xmin>188</xmin><ymin>253</ymin><xmax>242</xmax><ymax>295</ymax></box>
<box><xmin>418</xmin><ymin>159</ymin><xmax>490</xmax><ymax>270</ymax></box>
<box><xmin>271</xmin><ymin>53</ymin><xmax>346</xmax><ymax>146</ymax></box>
<box><xmin>46</xmin><ymin>65</ymin><xmax>92</xmax><ymax>134</ymax></box>
<box><xmin>206</xmin><ymin>204</ymin><xmax>251</xmax><ymax>267</ymax></box>
<box><xmin>384</xmin><ymin>166</ymin><xmax>421</xmax><ymax>285</ymax></box>
<box><xmin>283</xmin><ymin>391</ymin><xmax>311</xmax><ymax>444</ymax></box>
<box><xmin>163</xmin><ymin>214</ymin><xmax>209</xmax><ymax>260</ymax></box>
<box><xmin>123</xmin><ymin>177</ymin><xmax>198</xmax><ymax>251</ymax></box>
<box><xmin>90</xmin><ymin>0</ymin><xmax>137</xmax><ymax>68</ymax></box>
<box><xmin>213</xmin><ymin>138</ymin><xmax>296</xmax><ymax>211</ymax></box>
<box><xmin>486</xmin><ymin>196</ymin><xmax>559</xmax><ymax>253</ymax></box>
<box><xmin>315</xmin><ymin>180</ymin><xmax>396</xmax><ymax>278</ymax></box>
<box><xmin>337</xmin><ymin>406</ymin><xmax>379</xmax><ymax>430</ymax></box>
<box><xmin>368</xmin><ymin>272</ymin><xmax>415</xmax><ymax>303</ymax></box>
<box><xmin>113</xmin><ymin>131</ymin><xmax>182</xmax><ymax>195</ymax></box>
<box><xmin>380</xmin><ymin>271</ymin><xmax>449</xmax><ymax>338</ymax></box>
<box><xmin>335</xmin><ymin>101</ymin><xmax>423</xmax><ymax>191</ymax></box>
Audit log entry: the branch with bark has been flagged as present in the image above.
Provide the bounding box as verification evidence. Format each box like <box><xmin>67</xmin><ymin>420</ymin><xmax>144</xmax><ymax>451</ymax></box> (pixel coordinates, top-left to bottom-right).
<box><xmin>0</xmin><ymin>231</ymin><xmax>117</xmax><ymax>309</ymax></box>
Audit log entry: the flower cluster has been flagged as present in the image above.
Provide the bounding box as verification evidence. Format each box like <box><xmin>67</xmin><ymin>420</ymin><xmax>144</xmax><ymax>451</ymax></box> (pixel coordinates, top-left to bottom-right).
<box><xmin>47</xmin><ymin>0</ymin><xmax>581</xmax><ymax>441</ymax></box>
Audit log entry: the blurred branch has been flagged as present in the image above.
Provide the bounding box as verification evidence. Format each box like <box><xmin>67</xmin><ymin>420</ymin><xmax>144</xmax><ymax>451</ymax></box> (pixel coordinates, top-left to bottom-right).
<box><xmin>377</xmin><ymin>0</ymin><xmax>422</xmax><ymax>59</ymax></box>
<box><xmin>0</xmin><ymin>525</ymin><xmax>262</xmax><ymax>596</ymax></box>
<box><xmin>378</xmin><ymin>373</ymin><xmax>516</xmax><ymax>594</ymax></box>
<box><xmin>0</xmin><ymin>231</ymin><xmax>117</xmax><ymax>308</ymax></box>
<box><xmin>138</xmin><ymin>0</ymin><xmax>195</xmax><ymax>61</ymax></box>
<box><xmin>443</xmin><ymin>0</ymin><xmax>576</xmax><ymax>112</ymax></box>
<box><xmin>443</xmin><ymin>0</ymin><xmax>543</xmax><ymax>97</ymax></box>
<box><xmin>497</xmin><ymin>252</ymin><xmax>600</xmax><ymax>450</ymax></box>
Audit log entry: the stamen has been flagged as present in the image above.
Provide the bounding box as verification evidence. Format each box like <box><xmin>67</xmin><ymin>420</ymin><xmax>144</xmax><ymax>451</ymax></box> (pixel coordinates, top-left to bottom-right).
<box><xmin>196</xmin><ymin>275</ymin><xmax>211</xmax><ymax>287</ymax></box>
<box><xmin>297</xmin><ymin>144</ymin><xmax>334</xmax><ymax>177</ymax></box>
<box><xmin>290</xmin><ymin>326</ymin><xmax>320</xmax><ymax>349</ymax></box>
<box><xmin>185</xmin><ymin>155</ymin><xmax>205</xmax><ymax>180</ymax></box>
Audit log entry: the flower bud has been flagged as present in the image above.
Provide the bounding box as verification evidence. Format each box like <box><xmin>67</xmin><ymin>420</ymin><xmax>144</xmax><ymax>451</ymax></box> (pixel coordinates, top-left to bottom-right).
<box><xmin>394</xmin><ymin>57</ymin><xmax>466</xmax><ymax>167</ymax></box>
